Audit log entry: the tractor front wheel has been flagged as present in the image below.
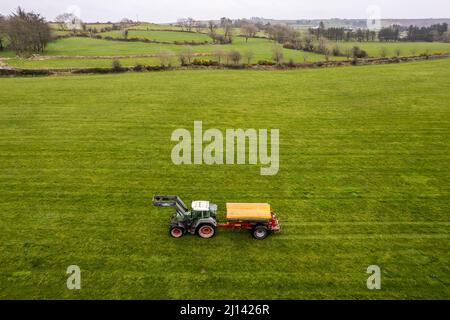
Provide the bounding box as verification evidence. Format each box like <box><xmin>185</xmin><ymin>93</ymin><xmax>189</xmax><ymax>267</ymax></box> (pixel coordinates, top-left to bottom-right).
<box><xmin>252</xmin><ymin>226</ymin><xmax>269</xmax><ymax>240</ymax></box>
<box><xmin>170</xmin><ymin>226</ymin><xmax>185</xmax><ymax>238</ymax></box>
<box><xmin>197</xmin><ymin>224</ymin><xmax>216</xmax><ymax>239</ymax></box>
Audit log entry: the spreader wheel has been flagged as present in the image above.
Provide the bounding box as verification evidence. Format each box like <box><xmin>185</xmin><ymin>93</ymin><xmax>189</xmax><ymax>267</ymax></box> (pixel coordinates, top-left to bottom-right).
<box><xmin>197</xmin><ymin>224</ymin><xmax>216</xmax><ymax>239</ymax></box>
<box><xmin>252</xmin><ymin>226</ymin><xmax>269</xmax><ymax>240</ymax></box>
<box><xmin>170</xmin><ymin>226</ymin><xmax>185</xmax><ymax>238</ymax></box>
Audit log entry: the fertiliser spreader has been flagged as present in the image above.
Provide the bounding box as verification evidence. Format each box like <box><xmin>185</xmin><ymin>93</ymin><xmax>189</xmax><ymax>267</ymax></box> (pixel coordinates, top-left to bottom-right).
<box><xmin>152</xmin><ymin>196</ymin><xmax>281</xmax><ymax>240</ymax></box>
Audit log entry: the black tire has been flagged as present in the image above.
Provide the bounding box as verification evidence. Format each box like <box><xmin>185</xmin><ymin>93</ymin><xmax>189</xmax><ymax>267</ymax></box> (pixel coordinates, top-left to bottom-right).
<box><xmin>252</xmin><ymin>226</ymin><xmax>269</xmax><ymax>240</ymax></box>
<box><xmin>197</xmin><ymin>224</ymin><xmax>216</xmax><ymax>239</ymax></box>
<box><xmin>170</xmin><ymin>226</ymin><xmax>185</xmax><ymax>238</ymax></box>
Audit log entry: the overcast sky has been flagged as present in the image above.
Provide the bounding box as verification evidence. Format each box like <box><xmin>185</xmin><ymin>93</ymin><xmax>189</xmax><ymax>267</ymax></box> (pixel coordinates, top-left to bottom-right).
<box><xmin>0</xmin><ymin>0</ymin><xmax>449</xmax><ymax>23</ymax></box>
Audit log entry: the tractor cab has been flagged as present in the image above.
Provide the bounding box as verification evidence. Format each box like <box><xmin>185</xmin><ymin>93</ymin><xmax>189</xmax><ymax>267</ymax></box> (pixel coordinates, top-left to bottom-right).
<box><xmin>191</xmin><ymin>201</ymin><xmax>217</xmax><ymax>220</ymax></box>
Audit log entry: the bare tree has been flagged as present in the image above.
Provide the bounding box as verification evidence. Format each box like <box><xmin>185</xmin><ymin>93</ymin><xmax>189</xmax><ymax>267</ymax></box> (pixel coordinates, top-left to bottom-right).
<box><xmin>242</xmin><ymin>23</ymin><xmax>258</xmax><ymax>42</ymax></box>
<box><xmin>208</xmin><ymin>21</ymin><xmax>217</xmax><ymax>35</ymax></box>
<box><xmin>213</xmin><ymin>49</ymin><xmax>226</xmax><ymax>64</ymax></box>
<box><xmin>178</xmin><ymin>17</ymin><xmax>198</xmax><ymax>32</ymax></box>
<box><xmin>157</xmin><ymin>49</ymin><xmax>174</xmax><ymax>67</ymax></box>
<box><xmin>178</xmin><ymin>46</ymin><xmax>194</xmax><ymax>65</ymax></box>
<box><xmin>223</xmin><ymin>21</ymin><xmax>234</xmax><ymax>44</ymax></box>
<box><xmin>55</xmin><ymin>13</ymin><xmax>71</xmax><ymax>31</ymax></box>
<box><xmin>176</xmin><ymin>18</ymin><xmax>186</xmax><ymax>31</ymax></box>
<box><xmin>55</xmin><ymin>12</ymin><xmax>82</xmax><ymax>32</ymax></box>
<box><xmin>244</xmin><ymin>50</ymin><xmax>254</xmax><ymax>65</ymax></box>
<box><xmin>228</xmin><ymin>51</ymin><xmax>241</xmax><ymax>65</ymax></box>
<box><xmin>186</xmin><ymin>17</ymin><xmax>195</xmax><ymax>32</ymax></box>
<box><xmin>272</xmin><ymin>45</ymin><xmax>284</xmax><ymax>64</ymax></box>
<box><xmin>195</xmin><ymin>21</ymin><xmax>204</xmax><ymax>33</ymax></box>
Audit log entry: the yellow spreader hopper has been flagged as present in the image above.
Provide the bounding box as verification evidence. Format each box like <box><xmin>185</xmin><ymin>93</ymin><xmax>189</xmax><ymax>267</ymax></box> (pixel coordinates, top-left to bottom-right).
<box><xmin>226</xmin><ymin>203</ymin><xmax>272</xmax><ymax>221</ymax></box>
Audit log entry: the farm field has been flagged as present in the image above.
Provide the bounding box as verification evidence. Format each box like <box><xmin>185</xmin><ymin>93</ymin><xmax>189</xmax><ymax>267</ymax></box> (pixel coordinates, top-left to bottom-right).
<box><xmin>0</xmin><ymin>37</ymin><xmax>334</xmax><ymax>68</ymax></box>
<box><xmin>100</xmin><ymin>30</ymin><xmax>213</xmax><ymax>43</ymax></box>
<box><xmin>131</xmin><ymin>23</ymin><xmax>183</xmax><ymax>31</ymax></box>
<box><xmin>4</xmin><ymin>57</ymin><xmax>165</xmax><ymax>69</ymax></box>
<box><xmin>3</xmin><ymin>24</ymin><xmax>449</xmax><ymax>70</ymax></box>
<box><xmin>0</xmin><ymin>59</ymin><xmax>449</xmax><ymax>299</ymax></box>
<box><xmin>334</xmin><ymin>41</ymin><xmax>450</xmax><ymax>57</ymax></box>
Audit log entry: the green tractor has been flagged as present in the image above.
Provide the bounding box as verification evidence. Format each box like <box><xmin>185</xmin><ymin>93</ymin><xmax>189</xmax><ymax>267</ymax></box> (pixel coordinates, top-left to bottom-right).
<box><xmin>152</xmin><ymin>195</ymin><xmax>218</xmax><ymax>239</ymax></box>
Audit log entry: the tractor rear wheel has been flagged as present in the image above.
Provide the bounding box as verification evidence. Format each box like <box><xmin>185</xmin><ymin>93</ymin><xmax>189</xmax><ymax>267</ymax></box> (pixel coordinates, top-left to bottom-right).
<box><xmin>197</xmin><ymin>224</ymin><xmax>216</xmax><ymax>239</ymax></box>
<box><xmin>170</xmin><ymin>226</ymin><xmax>185</xmax><ymax>238</ymax></box>
<box><xmin>252</xmin><ymin>226</ymin><xmax>269</xmax><ymax>240</ymax></box>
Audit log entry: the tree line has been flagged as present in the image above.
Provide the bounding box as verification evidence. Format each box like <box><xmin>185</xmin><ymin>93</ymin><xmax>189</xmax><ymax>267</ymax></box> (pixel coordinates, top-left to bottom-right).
<box><xmin>0</xmin><ymin>7</ymin><xmax>51</xmax><ymax>55</ymax></box>
<box><xmin>406</xmin><ymin>23</ymin><xmax>449</xmax><ymax>42</ymax></box>
<box><xmin>309</xmin><ymin>22</ymin><xmax>377</xmax><ymax>42</ymax></box>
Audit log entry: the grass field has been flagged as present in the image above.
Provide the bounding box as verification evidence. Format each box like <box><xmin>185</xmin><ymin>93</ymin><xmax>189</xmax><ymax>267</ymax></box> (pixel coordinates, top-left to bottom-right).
<box><xmin>41</xmin><ymin>37</ymin><xmax>330</xmax><ymax>62</ymax></box>
<box><xmin>3</xmin><ymin>27</ymin><xmax>448</xmax><ymax>69</ymax></box>
<box><xmin>333</xmin><ymin>41</ymin><xmax>450</xmax><ymax>57</ymax></box>
<box><xmin>100</xmin><ymin>30</ymin><xmax>213</xmax><ymax>43</ymax></box>
<box><xmin>131</xmin><ymin>23</ymin><xmax>183</xmax><ymax>31</ymax></box>
<box><xmin>0</xmin><ymin>59</ymin><xmax>449</xmax><ymax>299</ymax></box>
<box><xmin>5</xmin><ymin>57</ymin><xmax>169</xmax><ymax>69</ymax></box>
<box><xmin>1</xmin><ymin>37</ymin><xmax>332</xmax><ymax>68</ymax></box>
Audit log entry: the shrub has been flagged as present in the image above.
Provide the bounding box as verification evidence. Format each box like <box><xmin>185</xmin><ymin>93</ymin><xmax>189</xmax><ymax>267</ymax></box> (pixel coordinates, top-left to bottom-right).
<box><xmin>179</xmin><ymin>46</ymin><xmax>194</xmax><ymax>66</ymax></box>
<box><xmin>272</xmin><ymin>45</ymin><xmax>284</xmax><ymax>64</ymax></box>
<box><xmin>228</xmin><ymin>51</ymin><xmax>242</xmax><ymax>65</ymax></box>
<box><xmin>157</xmin><ymin>50</ymin><xmax>174</xmax><ymax>67</ymax></box>
<box><xmin>133</xmin><ymin>64</ymin><xmax>145</xmax><ymax>72</ymax></box>
<box><xmin>112</xmin><ymin>59</ymin><xmax>123</xmax><ymax>72</ymax></box>
<box><xmin>283</xmin><ymin>42</ymin><xmax>297</xmax><ymax>50</ymax></box>
<box><xmin>352</xmin><ymin>46</ymin><xmax>368</xmax><ymax>59</ymax></box>
<box><xmin>213</xmin><ymin>50</ymin><xmax>226</xmax><ymax>64</ymax></box>
<box><xmin>331</xmin><ymin>45</ymin><xmax>341</xmax><ymax>57</ymax></box>
<box><xmin>257</xmin><ymin>60</ymin><xmax>276</xmax><ymax>66</ymax></box>
<box><xmin>244</xmin><ymin>50</ymin><xmax>254</xmax><ymax>65</ymax></box>
<box><xmin>192</xmin><ymin>59</ymin><xmax>219</xmax><ymax>67</ymax></box>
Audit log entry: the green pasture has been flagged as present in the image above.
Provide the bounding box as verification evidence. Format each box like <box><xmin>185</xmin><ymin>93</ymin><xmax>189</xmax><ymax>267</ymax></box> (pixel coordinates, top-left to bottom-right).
<box><xmin>332</xmin><ymin>41</ymin><xmax>450</xmax><ymax>57</ymax></box>
<box><xmin>0</xmin><ymin>59</ymin><xmax>449</xmax><ymax>299</ymax></box>
<box><xmin>1</xmin><ymin>37</ymin><xmax>332</xmax><ymax>66</ymax></box>
<box><xmin>100</xmin><ymin>30</ymin><xmax>212</xmax><ymax>43</ymax></box>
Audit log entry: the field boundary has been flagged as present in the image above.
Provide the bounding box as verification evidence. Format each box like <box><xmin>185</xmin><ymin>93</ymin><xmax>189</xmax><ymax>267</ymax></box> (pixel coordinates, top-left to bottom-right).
<box><xmin>1</xmin><ymin>53</ymin><xmax>450</xmax><ymax>77</ymax></box>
